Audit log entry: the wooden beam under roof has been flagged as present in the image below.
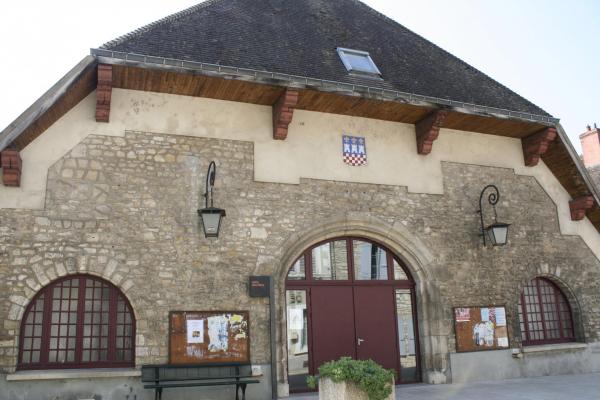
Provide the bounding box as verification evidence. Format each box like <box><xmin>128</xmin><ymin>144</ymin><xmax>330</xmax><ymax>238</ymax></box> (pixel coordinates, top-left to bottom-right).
<box><xmin>1</xmin><ymin>61</ymin><xmax>600</xmax><ymax>236</ymax></box>
<box><xmin>0</xmin><ymin>149</ymin><xmax>22</xmax><ymax>187</ymax></box>
<box><xmin>272</xmin><ymin>89</ymin><xmax>299</xmax><ymax>140</ymax></box>
<box><xmin>95</xmin><ymin>64</ymin><xmax>113</xmax><ymax>122</ymax></box>
<box><xmin>522</xmin><ymin>127</ymin><xmax>557</xmax><ymax>167</ymax></box>
<box><xmin>415</xmin><ymin>110</ymin><xmax>447</xmax><ymax>155</ymax></box>
<box><xmin>570</xmin><ymin>196</ymin><xmax>595</xmax><ymax>221</ymax></box>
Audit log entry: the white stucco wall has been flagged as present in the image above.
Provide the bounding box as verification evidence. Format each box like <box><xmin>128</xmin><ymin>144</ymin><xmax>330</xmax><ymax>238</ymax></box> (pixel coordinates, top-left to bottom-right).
<box><xmin>1</xmin><ymin>88</ymin><xmax>599</xmax><ymax>259</ymax></box>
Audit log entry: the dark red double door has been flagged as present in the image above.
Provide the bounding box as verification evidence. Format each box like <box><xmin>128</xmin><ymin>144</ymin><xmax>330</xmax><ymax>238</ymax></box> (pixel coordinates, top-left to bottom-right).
<box><xmin>310</xmin><ymin>285</ymin><xmax>400</xmax><ymax>379</ymax></box>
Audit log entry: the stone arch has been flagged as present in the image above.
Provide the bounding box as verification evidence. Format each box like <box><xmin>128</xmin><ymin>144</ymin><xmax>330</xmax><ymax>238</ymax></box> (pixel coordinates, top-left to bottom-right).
<box><xmin>273</xmin><ymin>212</ymin><xmax>448</xmax><ymax>395</ymax></box>
<box><xmin>515</xmin><ymin>270</ymin><xmax>585</xmax><ymax>343</ymax></box>
<box><xmin>15</xmin><ymin>258</ymin><xmax>140</xmax><ymax>323</ymax></box>
<box><xmin>4</xmin><ymin>258</ymin><xmax>140</xmax><ymax>372</ymax></box>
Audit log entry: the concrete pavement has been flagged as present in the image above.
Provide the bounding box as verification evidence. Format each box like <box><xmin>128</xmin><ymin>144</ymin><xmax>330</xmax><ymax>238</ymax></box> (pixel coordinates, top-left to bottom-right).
<box><xmin>287</xmin><ymin>372</ymin><xmax>600</xmax><ymax>400</ymax></box>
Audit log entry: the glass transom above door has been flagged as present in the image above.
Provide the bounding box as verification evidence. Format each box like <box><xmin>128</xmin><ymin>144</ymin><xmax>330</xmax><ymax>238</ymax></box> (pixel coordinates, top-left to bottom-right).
<box><xmin>286</xmin><ymin>237</ymin><xmax>412</xmax><ymax>283</ymax></box>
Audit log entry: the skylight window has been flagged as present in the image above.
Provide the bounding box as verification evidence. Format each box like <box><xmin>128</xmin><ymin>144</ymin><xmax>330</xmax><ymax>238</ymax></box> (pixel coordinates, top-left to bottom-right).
<box><xmin>336</xmin><ymin>47</ymin><xmax>381</xmax><ymax>77</ymax></box>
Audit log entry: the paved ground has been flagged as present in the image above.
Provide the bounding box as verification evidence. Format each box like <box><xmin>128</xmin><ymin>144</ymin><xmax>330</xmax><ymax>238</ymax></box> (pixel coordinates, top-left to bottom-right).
<box><xmin>287</xmin><ymin>372</ymin><xmax>600</xmax><ymax>400</ymax></box>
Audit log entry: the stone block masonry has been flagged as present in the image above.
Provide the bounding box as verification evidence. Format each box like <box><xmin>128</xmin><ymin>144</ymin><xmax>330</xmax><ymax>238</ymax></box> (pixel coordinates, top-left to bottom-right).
<box><xmin>0</xmin><ymin>130</ymin><xmax>599</xmax><ymax>382</ymax></box>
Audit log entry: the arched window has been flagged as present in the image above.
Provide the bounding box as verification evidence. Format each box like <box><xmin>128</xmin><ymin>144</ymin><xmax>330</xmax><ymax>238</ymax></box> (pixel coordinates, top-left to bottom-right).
<box><xmin>18</xmin><ymin>275</ymin><xmax>135</xmax><ymax>370</ymax></box>
<box><xmin>518</xmin><ymin>277</ymin><xmax>574</xmax><ymax>345</ymax></box>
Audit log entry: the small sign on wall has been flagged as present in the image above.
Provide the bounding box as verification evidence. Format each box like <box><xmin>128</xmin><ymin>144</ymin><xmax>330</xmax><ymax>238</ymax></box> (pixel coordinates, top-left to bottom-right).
<box><xmin>342</xmin><ymin>135</ymin><xmax>367</xmax><ymax>166</ymax></box>
<box><xmin>249</xmin><ymin>276</ymin><xmax>270</xmax><ymax>297</ymax></box>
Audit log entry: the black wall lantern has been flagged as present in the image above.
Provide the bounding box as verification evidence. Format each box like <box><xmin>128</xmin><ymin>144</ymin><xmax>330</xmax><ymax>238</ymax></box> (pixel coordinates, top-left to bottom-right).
<box><xmin>198</xmin><ymin>161</ymin><xmax>226</xmax><ymax>238</ymax></box>
<box><xmin>477</xmin><ymin>184</ymin><xmax>510</xmax><ymax>246</ymax></box>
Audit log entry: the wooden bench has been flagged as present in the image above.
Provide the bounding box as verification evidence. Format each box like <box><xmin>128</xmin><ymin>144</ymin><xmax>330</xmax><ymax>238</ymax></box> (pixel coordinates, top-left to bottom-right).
<box><xmin>141</xmin><ymin>363</ymin><xmax>260</xmax><ymax>400</ymax></box>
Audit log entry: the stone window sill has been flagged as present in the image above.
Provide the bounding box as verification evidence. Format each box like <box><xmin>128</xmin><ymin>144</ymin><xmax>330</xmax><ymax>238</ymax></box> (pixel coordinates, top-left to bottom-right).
<box><xmin>522</xmin><ymin>342</ymin><xmax>587</xmax><ymax>354</ymax></box>
<box><xmin>6</xmin><ymin>368</ymin><xmax>141</xmax><ymax>381</ymax></box>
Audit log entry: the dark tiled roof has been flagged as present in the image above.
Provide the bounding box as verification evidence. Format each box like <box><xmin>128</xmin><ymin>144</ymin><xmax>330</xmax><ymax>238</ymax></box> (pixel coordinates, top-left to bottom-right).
<box><xmin>102</xmin><ymin>0</ymin><xmax>549</xmax><ymax>116</ymax></box>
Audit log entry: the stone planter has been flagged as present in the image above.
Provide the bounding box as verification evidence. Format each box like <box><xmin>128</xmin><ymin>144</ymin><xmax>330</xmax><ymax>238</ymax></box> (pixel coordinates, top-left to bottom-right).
<box><xmin>318</xmin><ymin>377</ymin><xmax>395</xmax><ymax>400</ymax></box>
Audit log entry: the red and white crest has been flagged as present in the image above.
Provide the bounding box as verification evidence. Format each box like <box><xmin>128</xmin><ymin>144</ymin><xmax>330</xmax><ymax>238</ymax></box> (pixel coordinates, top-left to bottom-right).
<box><xmin>342</xmin><ymin>135</ymin><xmax>367</xmax><ymax>166</ymax></box>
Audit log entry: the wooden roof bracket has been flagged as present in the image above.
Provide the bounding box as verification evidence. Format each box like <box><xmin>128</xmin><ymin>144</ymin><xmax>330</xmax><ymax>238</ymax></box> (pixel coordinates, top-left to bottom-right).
<box><xmin>415</xmin><ymin>109</ymin><xmax>447</xmax><ymax>155</ymax></box>
<box><xmin>522</xmin><ymin>127</ymin><xmax>557</xmax><ymax>166</ymax></box>
<box><xmin>1</xmin><ymin>149</ymin><xmax>22</xmax><ymax>187</ymax></box>
<box><xmin>95</xmin><ymin>64</ymin><xmax>113</xmax><ymax>122</ymax></box>
<box><xmin>570</xmin><ymin>195</ymin><xmax>595</xmax><ymax>221</ymax></box>
<box><xmin>272</xmin><ymin>88</ymin><xmax>299</xmax><ymax>140</ymax></box>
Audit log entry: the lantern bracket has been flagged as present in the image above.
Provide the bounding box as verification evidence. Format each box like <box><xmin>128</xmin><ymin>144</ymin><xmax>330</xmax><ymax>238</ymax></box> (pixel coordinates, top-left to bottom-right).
<box><xmin>204</xmin><ymin>161</ymin><xmax>216</xmax><ymax>208</ymax></box>
<box><xmin>477</xmin><ymin>184</ymin><xmax>503</xmax><ymax>246</ymax></box>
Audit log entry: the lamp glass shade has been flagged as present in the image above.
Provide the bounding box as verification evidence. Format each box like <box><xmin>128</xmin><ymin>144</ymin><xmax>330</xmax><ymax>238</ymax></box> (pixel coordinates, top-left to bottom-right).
<box><xmin>486</xmin><ymin>222</ymin><xmax>510</xmax><ymax>246</ymax></box>
<box><xmin>198</xmin><ymin>207</ymin><xmax>226</xmax><ymax>238</ymax></box>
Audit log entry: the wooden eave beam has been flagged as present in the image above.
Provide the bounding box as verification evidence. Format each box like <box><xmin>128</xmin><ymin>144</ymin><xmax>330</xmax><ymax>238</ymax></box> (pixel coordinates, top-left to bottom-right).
<box><xmin>1</xmin><ymin>149</ymin><xmax>22</xmax><ymax>187</ymax></box>
<box><xmin>415</xmin><ymin>110</ymin><xmax>447</xmax><ymax>155</ymax></box>
<box><xmin>522</xmin><ymin>127</ymin><xmax>557</xmax><ymax>166</ymax></box>
<box><xmin>570</xmin><ymin>195</ymin><xmax>595</xmax><ymax>221</ymax></box>
<box><xmin>95</xmin><ymin>64</ymin><xmax>113</xmax><ymax>122</ymax></box>
<box><xmin>272</xmin><ymin>88</ymin><xmax>299</xmax><ymax>140</ymax></box>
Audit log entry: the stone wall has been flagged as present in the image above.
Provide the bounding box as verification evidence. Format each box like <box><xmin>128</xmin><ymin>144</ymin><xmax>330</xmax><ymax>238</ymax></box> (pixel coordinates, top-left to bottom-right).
<box><xmin>1</xmin><ymin>130</ymin><xmax>600</xmax><ymax>386</ymax></box>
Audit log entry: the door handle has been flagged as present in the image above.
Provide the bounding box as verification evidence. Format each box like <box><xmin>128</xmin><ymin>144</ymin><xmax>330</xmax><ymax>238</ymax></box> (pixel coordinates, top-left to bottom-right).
<box><xmin>357</xmin><ymin>337</ymin><xmax>365</xmax><ymax>346</ymax></box>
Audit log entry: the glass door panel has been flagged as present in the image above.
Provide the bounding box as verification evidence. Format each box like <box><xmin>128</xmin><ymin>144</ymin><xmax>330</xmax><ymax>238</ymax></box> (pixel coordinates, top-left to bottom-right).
<box><xmin>286</xmin><ymin>290</ymin><xmax>310</xmax><ymax>392</ymax></box>
<box><xmin>395</xmin><ymin>289</ymin><xmax>418</xmax><ymax>382</ymax></box>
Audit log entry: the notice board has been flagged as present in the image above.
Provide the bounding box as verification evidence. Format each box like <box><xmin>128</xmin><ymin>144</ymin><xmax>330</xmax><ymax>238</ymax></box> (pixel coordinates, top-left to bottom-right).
<box><xmin>453</xmin><ymin>306</ymin><xmax>509</xmax><ymax>352</ymax></box>
<box><xmin>169</xmin><ymin>311</ymin><xmax>250</xmax><ymax>364</ymax></box>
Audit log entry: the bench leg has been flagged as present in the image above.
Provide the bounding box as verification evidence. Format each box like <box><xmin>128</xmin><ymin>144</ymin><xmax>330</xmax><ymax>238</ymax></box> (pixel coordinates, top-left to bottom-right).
<box><xmin>155</xmin><ymin>387</ymin><xmax>162</xmax><ymax>400</ymax></box>
<box><xmin>235</xmin><ymin>383</ymin><xmax>248</xmax><ymax>400</ymax></box>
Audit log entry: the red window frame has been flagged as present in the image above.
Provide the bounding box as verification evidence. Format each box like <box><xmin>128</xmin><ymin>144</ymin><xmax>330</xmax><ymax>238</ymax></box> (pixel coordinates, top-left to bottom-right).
<box><xmin>518</xmin><ymin>277</ymin><xmax>575</xmax><ymax>346</ymax></box>
<box><xmin>284</xmin><ymin>236</ymin><xmax>420</xmax><ymax>390</ymax></box>
<box><xmin>285</xmin><ymin>236</ymin><xmax>415</xmax><ymax>287</ymax></box>
<box><xmin>18</xmin><ymin>275</ymin><xmax>135</xmax><ymax>370</ymax></box>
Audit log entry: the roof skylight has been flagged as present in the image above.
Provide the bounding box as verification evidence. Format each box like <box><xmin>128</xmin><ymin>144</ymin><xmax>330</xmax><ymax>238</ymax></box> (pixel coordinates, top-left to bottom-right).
<box><xmin>336</xmin><ymin>47</ymin><xmax>381</xmax><ymax>77</ymax></box>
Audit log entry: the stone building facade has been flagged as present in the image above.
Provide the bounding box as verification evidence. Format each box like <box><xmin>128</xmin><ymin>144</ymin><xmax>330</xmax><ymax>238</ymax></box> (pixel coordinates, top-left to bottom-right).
<box><xmin>1</xmin><ymin>1</ymin><xmax>600</xmax><ymax>399</ymax></box>
<box><xmin>0</xmin><ymin>89</ymin><xmax>599</xmax><ymax>399</ymax></box>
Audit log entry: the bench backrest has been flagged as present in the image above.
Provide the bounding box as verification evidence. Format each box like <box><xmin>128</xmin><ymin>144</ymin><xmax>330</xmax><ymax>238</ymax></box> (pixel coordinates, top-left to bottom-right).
<box><xmin>141</xmin><ymin>363</ymin><xmax>253</xmax><ymax>383</ymax></box>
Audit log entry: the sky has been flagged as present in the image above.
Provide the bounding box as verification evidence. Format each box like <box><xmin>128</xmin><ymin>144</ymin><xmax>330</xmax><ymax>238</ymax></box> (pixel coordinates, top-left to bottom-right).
<box><xmin>0</xmin><ymin>0</ymin><xmax>598</xmax><ymax>153</ymax></box>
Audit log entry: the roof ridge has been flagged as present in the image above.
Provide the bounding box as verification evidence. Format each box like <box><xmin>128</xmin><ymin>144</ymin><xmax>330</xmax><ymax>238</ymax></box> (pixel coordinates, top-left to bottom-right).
<box><xmin>349</xmin><ymin>0</ymin><xmax>550</xmax><ymax>116</ymax></box>
<box><xmin>100</xmin><ymin>0</ymin><xmax>224</xmax><ymax>49</ymax></box>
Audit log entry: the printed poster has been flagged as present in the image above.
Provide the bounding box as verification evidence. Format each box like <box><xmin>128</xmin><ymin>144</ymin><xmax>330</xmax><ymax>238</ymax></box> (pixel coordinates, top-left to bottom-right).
<box><xmin>455</xmin><ymin>308</ymin><xmax>470</xmax><ymax>322</ymax></box>
<box><xmin>497</xmin><ymin>337</ymin><xmax>509</xmax><ymax>347</ymax></box>
<box><xmin>480</xmin><ymin>308</ymin><xmax>490</xmax><ymax>322</ymax></box>
<box><xmin>186</xmin><ymin>319</ymin><xmax>204</xmax><ymax>344</ymax></box>
<box><xmin>208</xmin><ymin>315</ymin><xmax>229</xmax><ymax>352</ymax></box>
<box><xmin>495</xmin><ymin>307</ymin><xmax>507</xmax><ymax>326</ymax></box>
<box><xmin>473</xmin><ymin>321</ymin><xmax>495</xmax><ymax>347</ymax></box>
<box><xmin>289</xmin><ymin>308</ymin><xmax>304</xmax><ymax>330</ymax></box>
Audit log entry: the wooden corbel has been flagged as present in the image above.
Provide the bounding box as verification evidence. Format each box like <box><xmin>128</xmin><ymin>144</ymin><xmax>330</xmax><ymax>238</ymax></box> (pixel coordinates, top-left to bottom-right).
<box><xmin>95</xmin><ymin>64</ymin><xmax>113</xmax><ymax>122</ymax></box>
<box><xmin>272</xmin><ymin>88</ymin><xmax>299</xmax><ymax>140</ymax></box>
<box><xmin>1</xmin><ymin>149</ymin><xmax>22</xmax><ymax>187</ymax></box>
<box><xmin>415</xmin><ymin>110</ymin><xmax>447</xmax><ymax>155</ymax></box>
<box><xmin>521</xmin><ymin>127</ymin><xmax>557</xmax><ymax>166</ymax></box>
<box><xmin>569</xmin><ymin>195</ymin><xmax>594</xmax><ymax>221</ymax></box>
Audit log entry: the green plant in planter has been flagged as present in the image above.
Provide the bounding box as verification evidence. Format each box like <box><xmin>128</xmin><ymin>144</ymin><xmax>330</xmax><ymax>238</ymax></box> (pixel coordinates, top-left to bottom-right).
<box><xmin>307</xmin><ymin>357</ymin><xmax>395</xmax><ymax>400</ymax></box>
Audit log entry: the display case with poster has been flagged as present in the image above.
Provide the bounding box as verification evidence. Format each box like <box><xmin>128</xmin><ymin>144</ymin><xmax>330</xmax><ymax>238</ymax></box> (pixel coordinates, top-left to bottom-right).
<box><xmin>169</xmin><ymin>311</ymin><xmax>250</xmax><ymax>364</ymax></box>
<box><xmin>453</xmin><ymin>306</ymin><xmax>510</xmax><ymax>352</ymax></box>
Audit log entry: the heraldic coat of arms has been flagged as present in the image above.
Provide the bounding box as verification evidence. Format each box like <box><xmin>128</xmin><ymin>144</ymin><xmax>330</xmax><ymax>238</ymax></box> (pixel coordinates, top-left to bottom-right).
<box><xmin>342</xmin><ymin>135</ymin><xmax>367</xmax><ymax>166</ymax></box>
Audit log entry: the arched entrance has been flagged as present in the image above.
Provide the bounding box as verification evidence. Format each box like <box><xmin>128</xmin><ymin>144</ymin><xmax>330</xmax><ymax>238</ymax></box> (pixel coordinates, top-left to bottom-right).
<box><xmin>285</xmin><ymin>236</ymin><xmax>420</xmax><ymax>392</ymax></box>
